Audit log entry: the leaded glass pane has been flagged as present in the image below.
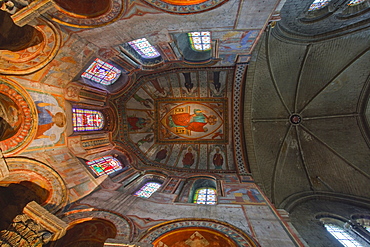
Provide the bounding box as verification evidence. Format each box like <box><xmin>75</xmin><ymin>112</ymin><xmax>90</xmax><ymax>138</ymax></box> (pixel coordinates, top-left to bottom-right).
<box><xmin>308</xmin><ymin>0</ymin><xmax>331</xmax><ymax>11</ymax></box>
<box><xmin>128</xmin><ymin>38</ymin><xmax>161</xmax><ymax>59</ymax></box>
<box><xmin>188</xmin><ymin>31</ymin><xmax>212</xmax><ymax>51</ymax></box>
<box><xmin>325</xmin><ymin>224</ymin><xmax>363</xmax><ymax>247</ymax></box>
<box><xmin>134</xmin><ymin>182</ymin><xmax>161</xmax><ymax>198</ymax></box>
<box><xmin>86</xmin><ymin>156</ymin><xmax>123</xmax><ymax>176</ymax></box>
<box><xmin>193</xmin><ymin>187</ymin><xmax>217</xmax><ymax>205</ymax></box>
<box><xmin>81</xmin><ymin>58</ymin><xmax>121</xmax><ymax>85</ymax></box>
<box><xmin>72</xmin><ymin>108</ymin><xmax>104</xmax><ymax>132</ymax></box>
<box><xmin>348</xmin><ymin>0</ymin><xmax>366</xmax><ymax>6</ymax></box>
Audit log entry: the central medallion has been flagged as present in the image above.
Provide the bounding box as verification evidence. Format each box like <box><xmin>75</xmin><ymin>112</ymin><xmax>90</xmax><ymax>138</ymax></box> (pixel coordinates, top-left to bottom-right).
<box><xmin>156</xmin><ymin>98</ymin><xmax>227</xmax><ymax>143</ymax></box>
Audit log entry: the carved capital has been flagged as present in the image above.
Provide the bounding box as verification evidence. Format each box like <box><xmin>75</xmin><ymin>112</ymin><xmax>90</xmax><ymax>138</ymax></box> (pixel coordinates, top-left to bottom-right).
<box><xmin>0</xmin><ymin>149</ymin><xmax>9</xmax><ymax>180</ymax></box>
<box><xmin>23</xmin><ymin>201</ymin><xmax>68</xmax><ymax>241</ymax></box>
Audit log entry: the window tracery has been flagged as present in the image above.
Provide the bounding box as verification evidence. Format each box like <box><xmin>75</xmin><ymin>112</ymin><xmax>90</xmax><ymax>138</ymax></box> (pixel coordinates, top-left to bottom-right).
<box><xmin>86</xmin><ymin>155</ymin><xmax>123</xmax><ymax>176</ymax></box>
<box><xmin>188</xmin><ymin>31</ymin><xmax>211</xmax><ymax>51</ymax></box>
<box><xmin>72</xmin><ymin>108</ymin><xmax>104</xmax><ymax>131</ymax></box>
<box><xmin>81</xmin><ymin>58</ymin><xmax>121</xmax><ymax>85</ymax></box>
<box><xmin>134</xmin><ymin>182</ymin><xmax>161</xmax><ymax>198</ymax></box>
<box><xmin>324</xmin><ymin>224</ymin><xmax>363</xmax><ymax>247</ymax></box>
<box><xmin>193</xmin><ymin>187</ymin><xmax>216</xmax><ymax>205</ymax></box>
<box><xmin>308</xmin><ymin>0</ymin><xmax>331</xmax><ymax>11</ymax></box>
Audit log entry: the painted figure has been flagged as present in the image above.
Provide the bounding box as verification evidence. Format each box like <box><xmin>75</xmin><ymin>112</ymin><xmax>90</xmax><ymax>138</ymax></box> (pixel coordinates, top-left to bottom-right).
<box><xmin>137</xmin><ymin>134</ymin><xmax>154</xmax><ymax>146</ymax></box>
<box><xmin>133</xmin><ymin>94</ymin><xmax>153</xmax><ymax>108</ymax></box>
<box><xmin>127</xmin><ymin>116</ymin><xmax>150</xmax><ymax>131</ymax></box>
<box><xmin>0</xmin><ymin>94</ymin><xmax>22</xmax><ymax>141</ymax></box>
<box><xmin>182</xmin><ymin>147</ymin><xmax>195</xmax><ymax>168</ymax></box>
<box><xmin>35</xmin><ymin>101</ymin><xmax>66</xmax><ymax>140</ymax></box>
<box><xmin>154</xmin><ymin>146</ymin><xmax>167</xmax><ymax>162</ymax></box>
<box><xmin>168</xmin><ymin>109</ymin><xmax>217</xmax><ymax>132</ymax></box>
<box><xmin>213</xmin><ymin>148</ymin><xmax>223</xmax><ymax>169</ymax></box>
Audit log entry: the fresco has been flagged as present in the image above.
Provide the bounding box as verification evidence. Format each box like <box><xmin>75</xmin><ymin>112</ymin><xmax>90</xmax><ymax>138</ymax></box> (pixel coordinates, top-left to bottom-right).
<box><xmin>0</xmin><ymin>93</ymin><xmax>23</xmax><ymax>142</ymax></box>
<box><xmin>0</xmin><ymin>80</ymin><xmax>35</xmax><ymax>155</ymax></box>
<box><xmin>153</xmin><ymin>228</ymin><xmax>238</xmax><ymax>247</ymax></box>
<box><xmin>0</xmin><ymin>18</ymin><xmax>60</xmax><ymax>75</ymax></box>
<box><xmin>157</xmin><ymin>100</ymin><xmax>226</xmax><ymax>143</ymax></box>
<box><xmin>218</xmin><ymin>183</ymin><xmax>265</xmax><ymax>205</ymax></box>
<box><xmin>27</xmin><ymin>90</ymin><xmax>66</xmax><ymax>149</ymax></box>
<box><xmin>117</xmin><ymin>69</ymin><xmax>236</xmax><ymax>172</ymax></box>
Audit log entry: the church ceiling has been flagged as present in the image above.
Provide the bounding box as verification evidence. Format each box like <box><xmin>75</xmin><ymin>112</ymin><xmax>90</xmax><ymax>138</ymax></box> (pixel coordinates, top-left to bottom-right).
<box><xmin>113</xmin><ymin>68</ymin><xmax>237</xmax><ymax>173</ymax></box>
<box><xmin>245</xmin><ymin>27</ymin><xmax>370</xmax><ymax>207</ymax></box>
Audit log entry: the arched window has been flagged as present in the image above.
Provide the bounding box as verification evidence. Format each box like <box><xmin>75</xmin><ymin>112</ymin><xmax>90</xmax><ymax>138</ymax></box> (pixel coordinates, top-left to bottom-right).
<box><xmin>134</xmin><ymin>182</ymin><xmax>161</xmax><ymax>198</ymax></box>
<box><xmin>72</xmin><ymin>108</ymin><xmax>104</xmax><ymax>131</ymax></box>
<box><xmin>348</xmin><ymin>0</ymin><xmax>366</xmax><ymax>6</ymax></box>
<box><xmin>81</xmin><ymin>58</ymin><xmax>121</xmax><ymax>85</ymax></box>
<box><xmin>188</xmin><ymin>31</ymin><xmax>211</xmax><ymax>51</ymax></box>
<box><xmin>324</xmin><ymin>224</ymin><xmax>363</xmax><ymax>247</ymax></box>
<box><xmin>86</xmin><ymin>155</ymin><xmax>123</xmax><ymax>176</ymax></box>
<box><xmin>193</xmin><ymin>187</ymin><xmax>217</xmax><ymax>205</ymax></box>
<box><xmin>128</xmin><ymin>38</ymin><xmax>161</xmax><ymax>59</ymax></box>
<box><xmin>308</xmin><ymin>0</ymin><xmax>331</xmax><ymax>11</ymax></box>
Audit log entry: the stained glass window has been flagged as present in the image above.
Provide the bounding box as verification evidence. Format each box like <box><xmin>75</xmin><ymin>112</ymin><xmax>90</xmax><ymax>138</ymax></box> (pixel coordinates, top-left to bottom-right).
<box><xmin>325</xmin><ymin>224</ymin><xmax>363</xmax><ymax>247</ymax></box>
<box><xmin>348</xmin><ymin>0</ymin><xmax>366</xmax><ymax>6</ymax></box>
<box><xmin>128</xmin><ymin>38</ymin><xmax>161</xmax><ymax>59</ymax></box>
<box><xmin>193</xmin><ymin>187</ymin><xmax>216</xmax><ymax>205</ymax></box>
<box><xmin>72</xmin><ymin>108</ymin><xmax>104</xmax><ymax>132</ymax></box>
<box><xmin>188</xmin><ymin>32</ymin><xmax>211</xmax><ymax>51</ymax></box>
<box><xmin>134</xmin><ymin>182</ymin><xmax>161</xmax><ymax>198</ymax></box>
<box><xmin>86</xmin><ymin>155</ymin><xmax>123</xmax><ymax>176</ymax></box>
<box><xmin>81</xmin><ymin>58</ymin><xmax>121</xmax><ymax>85</ymax></box>
<box><xmin>308</xmin><ymin>0</ymin><xmax>331</xmax><ymax>11</ymax></box>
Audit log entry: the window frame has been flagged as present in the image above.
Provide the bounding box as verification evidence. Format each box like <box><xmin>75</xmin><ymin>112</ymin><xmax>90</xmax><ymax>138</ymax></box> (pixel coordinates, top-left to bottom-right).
<box><xmin>72</xmin><ymin>108</ymin><xmax>104</xmax><ymax>132</ymax></box>
<box><xmin>81</xmin><ymin>58</ymin><xmax>121</xmax><ymax>85</ymax></box>
<box><xmin>85</xmin><ymin>155</ymin><xmax>124</xmax><ymax>177</ymax></box>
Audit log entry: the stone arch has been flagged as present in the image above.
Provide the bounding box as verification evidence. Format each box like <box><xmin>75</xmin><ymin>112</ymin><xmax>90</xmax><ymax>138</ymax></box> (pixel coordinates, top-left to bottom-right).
<box><xmin>0</xmin><ymin>78</ymin><xmax>37</xmax><ymax>156</ymax></box>
<box><xmin>61</xmin><ymin>209</ymin><xmax>132</xmax><ymax>242</ymax></box>
<box><xmin>1</xmin><ymin>157</ymin><xmax>68</xmax><ymax>213</ymax></box>
<box><xmin>48</xmin><ymin>218</ymin><xmax>117</xmax><ymax>247</ymax></box>
<box><xmin>139</xmin><ymin>218</ymin><xmax>260</xmax><ymax>247</ymax></box>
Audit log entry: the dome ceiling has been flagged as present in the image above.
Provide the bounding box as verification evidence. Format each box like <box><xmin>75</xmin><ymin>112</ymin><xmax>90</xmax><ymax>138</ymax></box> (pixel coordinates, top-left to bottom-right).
<box><xmin>245</xmin><ymin>27</ymin><xmax>370</xmax><ymax>207</ymax></box>
<box><xmin>113</xmin><ymin>68</ymin><xmax>237</xmax><ymax>173</ymax></box>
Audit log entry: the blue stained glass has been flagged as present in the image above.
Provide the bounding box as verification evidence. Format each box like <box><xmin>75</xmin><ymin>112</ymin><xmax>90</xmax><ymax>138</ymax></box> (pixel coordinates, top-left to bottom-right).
<box><xmin>308</xmin><ymin>0</ymin><xmax>331</xmax><ymax>11</ymax></box>
<box><xmin>82</xmin><ymin>58</ymin><xmax>121</xmax><ymax>85</ymax></box>
<box><xmin>193</xmin><ymin>187</ymin><xmax>216</xmax><ymax>205</ymax></box>
<box><xmin>325</xmin><ymin>224</ymin><xmax>363</xmax><ymax>247</ymax></box>
<box><xmin>86</xmin><ymin>156</ymin><xmax>123</xmax><ymax>176</ymax></box>
<box><xmin>128</xmin><ymin>38</ymin><xmax>160</xmax><ymax>59</ymax></box>
<box><xmin>134</xmin><ymin>182</ymin><xmax>161</xmax><ymax>198</ymax></box>
<box><xmin>348</xmin><ymin>0</ymin><xmax>365</xmax><ymax>6</ymax></box>
<box><xmin>72</xmin><ymin>108</ymin><xmax>104</xmax><ymax>132</ymax></box>
<box><xmin>188</xmin><ymin>31</ymin><xmax>211</xmax><ymax>51</ymax></box>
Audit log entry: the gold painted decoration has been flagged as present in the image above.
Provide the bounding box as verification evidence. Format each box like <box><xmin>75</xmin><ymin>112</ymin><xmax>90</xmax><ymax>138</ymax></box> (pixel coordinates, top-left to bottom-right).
<box><xmin>0</xmin><ymin>18</ymin><xmax>61</xmax><ymax>75</ymax></box>
<box><xmin>49</xmin><ymin>0</ymin><xmax>124</xmax><ymax>28</ymax></box>
<box><xmin>0</xmin><ymin>78</ymin><xmax>37</xmax><ymax>155</ymax></box>
<box><xmin>139</xmin><ymin>219</ymin><xmax>259</xmax><ymax>246</ymax></box>
<box><xmin>140</xmin><ymin>0</ymin><xmax>229</xmax><ymax>14</ymax></box>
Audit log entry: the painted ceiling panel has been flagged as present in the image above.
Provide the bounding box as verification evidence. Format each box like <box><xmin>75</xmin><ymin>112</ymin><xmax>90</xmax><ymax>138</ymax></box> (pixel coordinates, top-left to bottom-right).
<box><xmin>114</xmin><ymin>69</ymin><xmax>236</xmax><ymax>173</ymax></box>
